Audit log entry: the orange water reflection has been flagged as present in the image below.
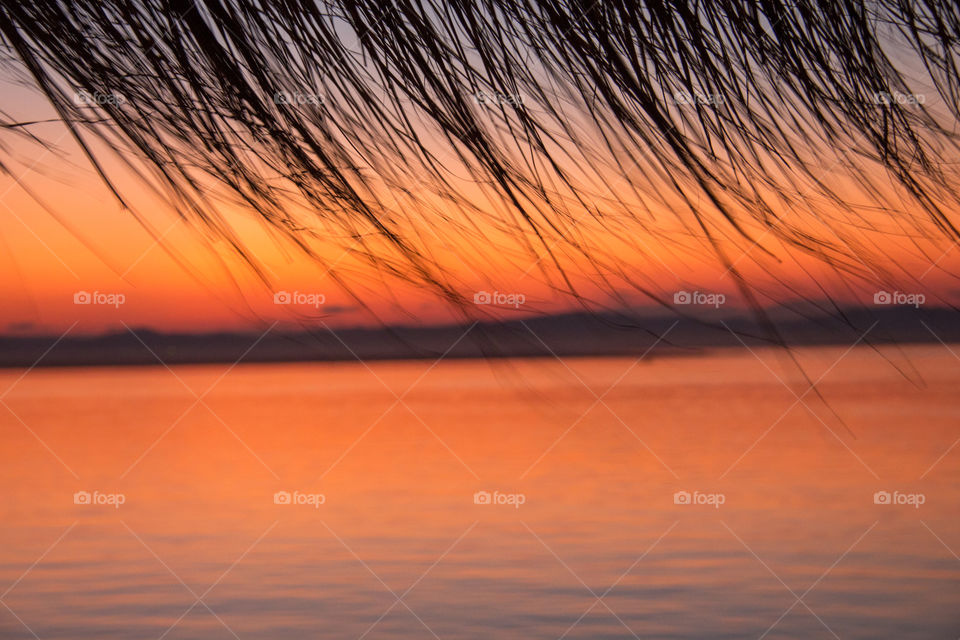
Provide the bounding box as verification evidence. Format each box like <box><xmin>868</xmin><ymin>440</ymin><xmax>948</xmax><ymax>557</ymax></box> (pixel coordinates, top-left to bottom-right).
<box><xmin>0</xmin><ymin>347</ymin><xmax>958</xmax><ymax>638</ymax></box>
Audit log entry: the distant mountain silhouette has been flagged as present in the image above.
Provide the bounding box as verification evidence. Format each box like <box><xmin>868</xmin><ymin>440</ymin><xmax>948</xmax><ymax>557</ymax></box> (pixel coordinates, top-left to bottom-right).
<box><xmin>1</xmin><ymin>306</ymin><xmax>957</xmax><ymax>369</ymax></box>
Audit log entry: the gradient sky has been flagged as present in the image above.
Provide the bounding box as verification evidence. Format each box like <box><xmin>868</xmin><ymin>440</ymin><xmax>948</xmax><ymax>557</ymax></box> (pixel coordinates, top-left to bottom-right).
<box><xmin>1</xmin><ymin>68</ymin><xmax>958</xmax><ymax>336</ymax></box>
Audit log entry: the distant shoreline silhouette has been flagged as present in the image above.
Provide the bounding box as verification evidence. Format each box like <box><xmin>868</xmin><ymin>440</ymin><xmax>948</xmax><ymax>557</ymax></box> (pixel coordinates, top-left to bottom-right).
<box><xmin>1</xmin><ymin>305</ymin><xmax>955</xmax><ymax>368</ymax></box>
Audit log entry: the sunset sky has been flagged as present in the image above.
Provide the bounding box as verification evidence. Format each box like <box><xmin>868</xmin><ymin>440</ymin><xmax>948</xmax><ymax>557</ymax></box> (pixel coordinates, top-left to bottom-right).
<box><xmin>2</xmin><ymin>69</ymin><xmax>957</xmax><ymax>336</ymax></box>
<box><xmin>2</xmin><ymin>5</ymin><xmax>960</xmax><ymax>639</ymax></box>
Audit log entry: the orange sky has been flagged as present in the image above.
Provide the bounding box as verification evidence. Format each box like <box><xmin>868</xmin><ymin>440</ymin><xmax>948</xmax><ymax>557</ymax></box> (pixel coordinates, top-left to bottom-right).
<box><xmin>1</xmin><ymin>79</ymin><xmax>958</xmax><ymax>336</ymax></box>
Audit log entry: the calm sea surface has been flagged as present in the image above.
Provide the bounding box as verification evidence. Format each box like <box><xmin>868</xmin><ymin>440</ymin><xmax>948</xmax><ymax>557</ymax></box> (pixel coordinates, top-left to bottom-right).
<box><xmin>0</xmin><ymin>346</ymin><xmax>958</xmax><ymax>638</ymax></box>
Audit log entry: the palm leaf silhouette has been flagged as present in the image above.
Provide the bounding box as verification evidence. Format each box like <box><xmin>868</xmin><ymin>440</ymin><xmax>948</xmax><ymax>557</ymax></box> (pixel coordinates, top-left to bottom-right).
<box><xmin>0</xmin><ymin>0</ymin><xmax>958</xmax><ymax>313</ymax></box>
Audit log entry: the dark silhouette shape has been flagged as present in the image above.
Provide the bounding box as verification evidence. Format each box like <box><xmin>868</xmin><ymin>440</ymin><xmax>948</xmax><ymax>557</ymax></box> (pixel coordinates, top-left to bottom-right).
<box><xmin>0</xmin><ymin>1</ymin><xmax>957</xmax><ymax>314</ymax></box>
